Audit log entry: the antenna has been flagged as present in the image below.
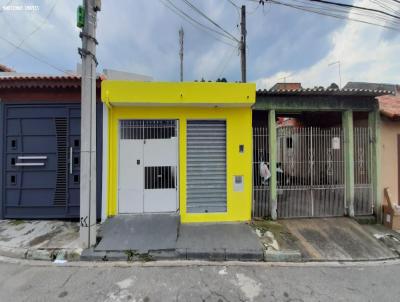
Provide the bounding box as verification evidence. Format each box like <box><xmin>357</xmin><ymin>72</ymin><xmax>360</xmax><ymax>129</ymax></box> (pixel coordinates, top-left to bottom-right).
<box><xmin>328</xmin><ymin>61</ymin><xmax>342</xmax><ymax>88</ymax></box>
<box><xmin>179</xmin><ymin>27</ymin><xmax>184</xmax><ymax>82</ymax></box>
<box><xmin>277</xmin><ymin>74</ymin><xmax>291</xmax><ymax>89</ymax></box>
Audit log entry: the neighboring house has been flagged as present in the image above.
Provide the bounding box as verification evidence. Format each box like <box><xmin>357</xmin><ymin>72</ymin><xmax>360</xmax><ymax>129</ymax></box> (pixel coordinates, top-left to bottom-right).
<box><xmin>344</xmin><ymin>82</ymin><xmax>400</xmax><ymax>94</ymax></box>
<box><xmin>377</xmin><ymin>94</ymin><xmax>400</xmax><ymax>206</ymax></box>
<box><xmin>101</xmin><ymin>81</ymin><xmax>255</xmax><ymax>223</ymax></box>
<box><xmin>270</xmin><ymin>82</ymin><xmax>302</xmax><ymax>91</ymax></box>
<box><xmin>253</xmin><ymin>84</ymin><xmax>392</xmax><ymax>220</ymax></box>
<box><xmin>0</xmin><ymin>74</ymin><xmax>103</xmax><ymax>219</ymax></box>
<box><xmin>0</xmin><ymin>64</ymin><xmax>14</xmax><ymax>72</ymax></box>
<box><xmin>345</xmin><ymin>82</ymin><xmax>400</xmax><ymax>209</ymax></box>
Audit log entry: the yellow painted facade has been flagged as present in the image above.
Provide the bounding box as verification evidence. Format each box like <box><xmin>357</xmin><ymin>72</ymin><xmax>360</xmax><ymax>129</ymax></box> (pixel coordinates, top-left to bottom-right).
<box><xmin>102</xmin><ymin>81</ymin><xmax>255</xmax><ymax>223</ymax></box>
<box><xmin>102</xmin><ymin>81</ymin><xmax>254</xmax><ymax>107</ymax></box>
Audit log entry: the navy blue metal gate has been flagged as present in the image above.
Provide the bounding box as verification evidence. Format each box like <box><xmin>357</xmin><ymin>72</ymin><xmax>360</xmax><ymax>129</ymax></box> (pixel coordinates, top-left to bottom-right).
<box><xmin>0</xmin><ymin>104</ymin><xmax>102</xmax><ymax>219</ymax></box>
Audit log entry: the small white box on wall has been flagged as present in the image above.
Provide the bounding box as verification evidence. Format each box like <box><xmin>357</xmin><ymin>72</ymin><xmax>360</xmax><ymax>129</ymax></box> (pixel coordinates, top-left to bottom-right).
<box><xmin>234</xmin><ymin>175</ymin><xmax>244</xmax><ymax>192</ymax></box>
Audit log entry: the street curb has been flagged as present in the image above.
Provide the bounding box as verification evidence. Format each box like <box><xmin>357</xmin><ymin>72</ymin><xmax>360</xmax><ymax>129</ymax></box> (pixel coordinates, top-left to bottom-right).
<box><xmin>0</xmin><ymin>245</ymin><xmax>82</xmax><ymax>262</ymax></box>
<box><xmin>0</xmin><ymin>246</ymin><xmax>28</xmax><ymax>259</ymax></box>
<box><xmin>81</xmin><ymin>248</ymin><xmax>264</xmax><ymax>262</ymax></box>
<box><xmin>177</xmin><ymin>248</ymin><xmax>264</xmax><ymax>261</ymax></box>
<box><xmin>81</xmin><ymin>248</ymin><xmax>182</xmax><ymax>262</ymax></box>
<box><xmin>0</xmin><ymin>245</ymin><xmax>299</xmax><ymax>263</ymax></box>
<box><xmin>2</xmin><ymin>254</ymin><xmax>400</xmax><ymax>268</ymax></box>
<box><xmin>264</xmin><ymin>249</ymin><xmax>302</xmax><ymax>262</ymax></box>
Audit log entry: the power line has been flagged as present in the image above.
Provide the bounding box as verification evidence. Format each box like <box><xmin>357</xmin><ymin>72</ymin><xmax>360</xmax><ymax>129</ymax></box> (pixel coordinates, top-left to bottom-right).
<box><xmin>165</xmin><ymin>0</ymin><xmax>237</xmax><ymax>41</ymax></box>
<box><xmin>216</xmin><ymin>46</ymin><xmax>237</xmax><ymax>79</ymax></box>
<box><xmin>272</xmin><ymin>0</ymin><xmax>400</xmax><ymax>31</ymax></box>
<box><xmin>180</xmin><ymin>0</ymin><xmax>240</xmax><ymax>42</ymax></box>
<box><xmin>1</xmin><ymin>0</ymin><xmax>59</xmax><ymax>60</ymax></box>
<box><xmin>308</xmin><ymin>0</ymin><xmax>400</xmax><ymax>20</ymax></box>
<box><xmin>286</xmin><ymin>0</ymin><xmax>400</xmax><ymax>26</ymax></box>
<box><xmin>370</xmin><ymin>0</ymin><xmax>400</xmax><ymax>16</ymax></box>
<box><xmin>247</xmin><ymin>0</ymin><xmax>400</xmax><ymax>31</ymax></box>
<box><xmin>160</xmin><ymin>0</ymin><xmax>237</xmax><ymax>46</ymax></box>
<box><xmin>0</xmin><ymin>34</ymin><xmax>73</xmax><ymax>75</ymax></box>
<box><xmin>226</xmin><ymin>0</ymin><xmax>240</xmax><ymax>9</ymax></box>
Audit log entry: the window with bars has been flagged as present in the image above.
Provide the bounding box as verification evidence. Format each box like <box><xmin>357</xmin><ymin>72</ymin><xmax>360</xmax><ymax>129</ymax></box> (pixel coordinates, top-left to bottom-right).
<box><xmin>120</xmin><ymin>120</ymin><xmax>176</xmax><ymax>140</ymax></box>
<box><xmin>145</xmin><ymin>166</ymin><xmax>176</xmax><ymax>189</ymax></box>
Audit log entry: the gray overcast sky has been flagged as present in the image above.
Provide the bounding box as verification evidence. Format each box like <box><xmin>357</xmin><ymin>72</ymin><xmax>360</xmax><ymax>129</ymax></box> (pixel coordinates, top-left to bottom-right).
<box><xmin>1</xmin><ymin>0</ymin><xmax>399</xmax><ymax>88</ymax></box>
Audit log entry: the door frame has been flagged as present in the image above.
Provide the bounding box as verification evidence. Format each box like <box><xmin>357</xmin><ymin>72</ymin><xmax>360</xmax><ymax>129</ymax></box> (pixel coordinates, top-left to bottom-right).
<box><xmin>117</xmin><ymin>118</ymin><xmax>180</xmax><ymax>214</ymax></box>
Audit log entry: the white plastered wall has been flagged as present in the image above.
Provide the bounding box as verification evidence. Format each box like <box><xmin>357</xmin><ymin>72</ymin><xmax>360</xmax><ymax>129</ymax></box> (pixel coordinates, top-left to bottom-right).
<box><xmin>101</xmin><ymin>103</ymin><xmax>109</xmax><ymax>222</ymax></box>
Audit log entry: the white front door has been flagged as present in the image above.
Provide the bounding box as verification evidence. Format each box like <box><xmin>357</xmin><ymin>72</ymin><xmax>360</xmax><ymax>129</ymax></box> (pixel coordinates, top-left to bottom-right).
<box><xmin>143</xmin><ymin>137</ymin><xmax>178</xmax><ymax>212</ymax></box>
<box><xmin>118</xmin><ymin>140</ymin><xmax>144</xmax><ymax>213</ymax></box>
<box><xmin>118</xmin><ymin>120</ymin><xmax>178</xmax><ymax>214</ymax></box>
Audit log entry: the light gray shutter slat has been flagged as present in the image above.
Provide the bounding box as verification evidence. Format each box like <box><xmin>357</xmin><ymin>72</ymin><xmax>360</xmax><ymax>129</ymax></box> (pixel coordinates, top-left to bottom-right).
<box><xmin>187</xmin><ymin>120</ymin><xmax>227</xmax><ymax>213</ymax></box>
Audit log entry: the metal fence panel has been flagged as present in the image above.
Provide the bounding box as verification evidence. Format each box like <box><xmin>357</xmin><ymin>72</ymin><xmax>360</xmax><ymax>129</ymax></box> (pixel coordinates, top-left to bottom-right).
<box><xmin>276</xmin><ymin>127</ymin><xmax>345</xmax><ymax>218</ymax></box>
<box><xmin>253</xmin><ymin>125</ymin><xmax>372</xmax><ymax>219</ymax></box>
<box><xmin>252</xmin><ymin>127</ymin><xmax>270</xmax><ymax>217</ymax></box>
<box><xmin>354</xmin><ymin>127</ymin><xmax>373</xmax><ymax>215</ymax></box>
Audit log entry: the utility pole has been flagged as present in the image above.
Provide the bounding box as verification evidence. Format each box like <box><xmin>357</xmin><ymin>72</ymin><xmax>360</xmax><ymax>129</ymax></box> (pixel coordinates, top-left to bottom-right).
<box><xmin>179</xmin><ymin>26</ymin><xmax>184</xmax><ymax>82</ymax></box>
<box><xmin>78</xmin><ymin>0</ymin><xmax>100</xmax><ymax>248</ymax></box>
<box><xmin>240</xmin><ymin>5</ymin><xmax>246</xmax><ymax>83</ymax></box>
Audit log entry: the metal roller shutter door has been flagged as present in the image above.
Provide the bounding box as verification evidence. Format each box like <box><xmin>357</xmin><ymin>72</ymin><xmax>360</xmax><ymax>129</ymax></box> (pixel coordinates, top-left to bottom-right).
<box><xmin>186</xmin><ymin>120</ymin><xmax>227</xmax><ymax>213</ymax></box>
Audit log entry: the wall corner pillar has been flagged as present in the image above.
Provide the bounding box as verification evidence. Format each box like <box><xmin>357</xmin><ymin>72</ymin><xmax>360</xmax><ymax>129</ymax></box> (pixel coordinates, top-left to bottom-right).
<box><xmin>369</xmin><ymin>109</ymin><xmax>381</xmax><ymax>222</ymax></box>
<box><xmin>268</xmin><ymin>110</ymin><xmax>277</xmax><ymax>220</ymax></box>
<box><xmin>343</xmin><ymin>110</ymin><xmax>355</xmax><ymax>217</ymax></box>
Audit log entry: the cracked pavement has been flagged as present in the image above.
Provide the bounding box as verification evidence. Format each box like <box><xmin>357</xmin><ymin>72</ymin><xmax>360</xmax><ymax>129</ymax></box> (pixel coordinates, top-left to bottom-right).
<box><xmin>0</xmin><ymin>260</ymin><xmax>400</xmax><ymax>301</ymax></box>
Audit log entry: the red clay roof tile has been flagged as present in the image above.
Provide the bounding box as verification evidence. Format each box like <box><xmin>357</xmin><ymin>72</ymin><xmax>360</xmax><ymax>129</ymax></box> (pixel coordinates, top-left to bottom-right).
<box><xmin>378</xmin><ymin>95</ymin><xmax>400</xmax><ymax>120</ymax></box>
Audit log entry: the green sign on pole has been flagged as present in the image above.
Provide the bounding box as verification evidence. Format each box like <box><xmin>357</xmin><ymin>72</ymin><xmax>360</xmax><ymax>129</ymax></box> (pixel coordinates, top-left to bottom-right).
<box><xmin>77</xmin><ymin>5</ymin><xmax>85</xmax><ymax>28</ymax></box>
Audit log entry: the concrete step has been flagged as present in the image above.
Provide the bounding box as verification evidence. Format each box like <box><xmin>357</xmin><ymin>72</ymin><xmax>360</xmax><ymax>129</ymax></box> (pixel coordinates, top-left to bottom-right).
<box><xmin>354</xmin><ymin>215</ymin><xmax>376</xmax><ymax>225</ymax></box>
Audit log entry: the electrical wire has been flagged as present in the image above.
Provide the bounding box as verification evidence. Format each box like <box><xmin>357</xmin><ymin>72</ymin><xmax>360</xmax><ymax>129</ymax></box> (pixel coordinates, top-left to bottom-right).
<box><xmin>0</xmin><ymin>34</ymin><xmax>73</xmax><ymax>75</ymax></box>
<box><xmin>217</xmin><ymin>46</ymin><xmax>237</xmax><ymax>78</ymax></box>
<box><xmin>370</xmin><ymin>0</ymin><xmax>398</xmax><ymax>15</ymax></box>
<box><xmin>180</xmin><ymin>0</ymin><xmax>240</xmax><ymax>42</ymax></box>
<box><xmin>226</xmin><ymin>0</ymin><xmax>240</xmax><ymax>9</ymax></box>
<box><xmin>160</xmin><ymin>0</ymin><xmax>238</xmax><ymax>47</ymax></box>
<box><xmin>165</xmin><ymin>0</ymin><xmax>237</xmax><ymax>41</ymax></box>
<box><xmin>246</xmin><ymin>0</ymin><xmax>400</xmax><ymax>31</ymax></box>
<box><xmin>286</xmin><ymin>0</ymin><xmax>400</xmax><ymax>26</ymax></box>
<box><xmin>294</xmin><ymin>0</ymin><xmax>400</xmax><ymax>26</ymax></box>
<box><xmin>0</xmin><ymin>0</ymin><xmax>59</xmax><ymax>60</ymax></box>
<box><xmin>308</xmin><ymin>0</ymin><xmax>400</xmax><ymax>20</ymax></box>
<box><xmin>271</xmin><ymin>0</ymin><xmax>400</xmax><ymax>31</ymax></box>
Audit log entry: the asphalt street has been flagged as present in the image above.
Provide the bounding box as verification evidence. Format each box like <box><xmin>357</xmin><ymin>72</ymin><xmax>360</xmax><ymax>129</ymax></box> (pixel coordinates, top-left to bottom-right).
<box><xmin>0</xmin><ymin>259</ymin><xmax>399</xmax><ymax>302</ymax></box>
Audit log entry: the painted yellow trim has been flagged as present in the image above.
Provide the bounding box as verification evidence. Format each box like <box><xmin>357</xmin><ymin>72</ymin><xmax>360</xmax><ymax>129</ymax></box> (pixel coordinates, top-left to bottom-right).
<box><xmin>101</xmin><ymin>81</ymin><xmax>255</xmax><ymax>107</ymax></box>
<box><xmin>106</xmin><ymin>107</ymin><xmax>253</xmax><ymax>223</ymax></box>
<box><xmin>104</xmin><ymin>90</ymin><xmax>112</xmax><ymax>109</ymax></box>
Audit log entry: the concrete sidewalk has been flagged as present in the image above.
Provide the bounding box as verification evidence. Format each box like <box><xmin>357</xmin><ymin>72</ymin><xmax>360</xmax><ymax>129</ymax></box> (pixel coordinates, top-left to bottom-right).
<box><xmin>96</xmin><ymin>214</ymin><xmax>179</xmax><ymax>253</ymax></box>
<box><xmin>176</xmin><ymin>223</ymin><xmax>264</xmax><ymax>261</ymax></box>
<box><xmin>83</xmin><ymin>215</ymin><xmax>264</xmax><ymax>261</ymax></box>
<box><xmin>250</xmin><ymin>219</ymin><xmax>302</xmax><ymax>262</ymax></box>
<box><xmin>2</xmin><ymin>217</ymin><xmax>400</xmax><ymax>263</ymax></box>
<box><xmin>281</xmin><ymin>218</ymin><xmax>398</xmax><ymax>261</ymax></box>
<box><xmin>0</xmin><ymin>220</ymin><xmax>82</xmax><ymax>261</ymax></box>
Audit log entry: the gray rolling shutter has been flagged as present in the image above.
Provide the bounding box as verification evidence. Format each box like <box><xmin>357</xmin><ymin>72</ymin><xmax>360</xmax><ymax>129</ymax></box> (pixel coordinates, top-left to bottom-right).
<box><xmin>187</xmin><ymin>120</ymin><xmax>227</xmax><ymax>213</ymax></box>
